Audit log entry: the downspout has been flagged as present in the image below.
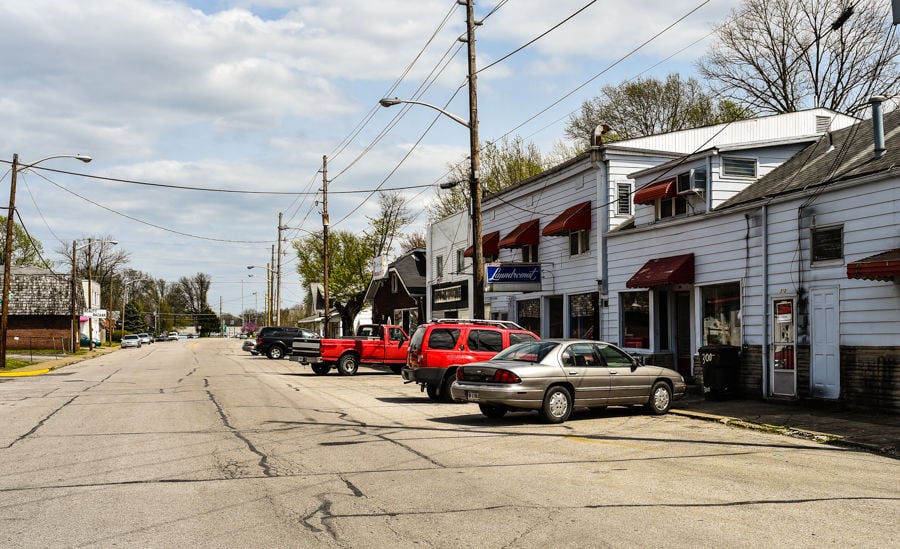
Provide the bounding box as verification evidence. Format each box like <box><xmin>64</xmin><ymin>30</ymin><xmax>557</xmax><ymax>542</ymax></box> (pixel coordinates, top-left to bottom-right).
<box><xmin>426</xmin><ymin>223</ymin><xmax>433</xmax><ymax>320</ymax></box>
<box><xmin>761</xmin><ymin>203</ymin><xmax>769</xmax><ymax>399</ymax></box>
<box><xmin>871</xmin><ymin>95</ymin><xmax>887</xmax><ymax>158</ymax></box>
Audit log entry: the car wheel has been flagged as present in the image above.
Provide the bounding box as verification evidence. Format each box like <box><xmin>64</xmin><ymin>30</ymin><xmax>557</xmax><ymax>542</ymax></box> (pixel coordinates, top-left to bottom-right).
<box><xmin>338</xmin><ymin>354</ymin><xmax>359</xmax><ymax>376</ymax></box>
<box><xmin>390</xmin><ymin>364</ymin><xmax>402</xmax><ymax>374</ymax></box>
<box><xmin>267</xmin><ymin>345</ymin><xmax>285</xmax><ymax>360</ymax></box>
<box><xmin>440</xmin><ymin>375</ymin><xmax>456</xmax><ymax>402</ymax></box>
<box><xmin>312</xmin><ymin>364</ymin><xmax>330</xmax><ymax>376</ymax></box>
<box><xmin>425</xmin><ymin>383</ymin><xmax>439</xmax><ymax>401</ymax></box>
<box><xmin>479</xmin><ymin>403</ymin><xmax>507</xmax><ymax>418</ymax></box>
<box><xmin>646</xmin><ymin>381</ymin><xmax>673</xmax><ymax>415</ymax></box>
<box><xmin>540</xmin><ymin>386</ymin><xmax>572</xmax><ymax>424</ymax></box>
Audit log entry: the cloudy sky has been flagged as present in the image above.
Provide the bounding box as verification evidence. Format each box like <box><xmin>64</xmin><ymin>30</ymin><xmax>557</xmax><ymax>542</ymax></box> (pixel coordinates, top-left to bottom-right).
<box><xmin>0</xmin><ymin>0</ymin><xmax>741</xmax><ymax>318</ymax></box>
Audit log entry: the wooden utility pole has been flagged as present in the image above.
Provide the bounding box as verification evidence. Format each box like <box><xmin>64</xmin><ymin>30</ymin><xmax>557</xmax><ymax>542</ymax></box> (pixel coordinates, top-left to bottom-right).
<box><xmin>276</xmin><ymin>212</ymin><xmax>283</xmax><ymax>325</ymax></box>
<box><xmin>463</xmin><ymin>0</ymin><xmax>484</xmax><ymax>319</ymax></box>
<box><xmin>322</xmin><ymin>155</ymin><xmax>330</xmax><ymax>338</ymax></box>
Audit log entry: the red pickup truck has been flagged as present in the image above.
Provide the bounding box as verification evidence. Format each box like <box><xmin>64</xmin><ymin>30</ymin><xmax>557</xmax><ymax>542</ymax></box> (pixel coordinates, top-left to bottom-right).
<box><xmin>289</xmin><ymin>324</ymin><xmax>409</xmax><ymax>376</ymax></box>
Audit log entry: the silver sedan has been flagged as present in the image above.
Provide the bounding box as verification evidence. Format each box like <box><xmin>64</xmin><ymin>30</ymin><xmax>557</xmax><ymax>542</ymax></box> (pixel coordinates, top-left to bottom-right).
<box><xmin>450</xmin><ymin>339</ymin><xmax>686</xmax><ymax>423</ymax></box>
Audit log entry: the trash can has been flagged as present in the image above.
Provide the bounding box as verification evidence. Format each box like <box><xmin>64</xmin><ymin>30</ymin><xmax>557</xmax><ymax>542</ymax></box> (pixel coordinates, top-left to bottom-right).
<box><xmin>698</xmin><ymin>345</ymin><xmax>741</xmax><ymax>400</ymax></box>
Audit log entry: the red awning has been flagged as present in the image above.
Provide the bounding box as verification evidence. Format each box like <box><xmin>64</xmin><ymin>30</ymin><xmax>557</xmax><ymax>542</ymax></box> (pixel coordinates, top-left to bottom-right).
<box><xmin>846</xmin><ymin>249</ymin><xmax>900</xmax><ymax>281</ymax></box>
<box><xmin>499</xmin><ymin>220</ymin><xmax>539</xmax><ymax>248</ymax></box>
<box><xmin>542</xmin><ymin>201</ymin><xmax>591</xmax><ymax>237</ymax></box>
<box><xmin>626</xmin><ymin>253</ymin><xmax>695</xmax><ymax>288</ymax></box>
<box><xmin>633</xmin><ymin>178</ymin><xmax>676</xmax><ymax>205</ymax></box>
<box><xmin>463</xmin><ymin>231</ymin><xmax>501</xmax><ymax>258</ymax></box>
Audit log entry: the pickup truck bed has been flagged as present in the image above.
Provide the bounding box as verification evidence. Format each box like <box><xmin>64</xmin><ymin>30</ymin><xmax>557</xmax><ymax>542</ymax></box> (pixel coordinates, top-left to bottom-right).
<box><xmin>289</xmin><ymin>324</ymin><xmax>409</xmax><ymax>376</ymax></box>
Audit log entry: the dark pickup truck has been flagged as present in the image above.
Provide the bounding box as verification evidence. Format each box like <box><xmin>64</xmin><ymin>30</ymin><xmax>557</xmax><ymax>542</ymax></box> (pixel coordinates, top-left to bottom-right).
<box><xmin>256</xmin><ymin>326</ymin><xmax>321</xmax><ymax>359</ymax></box>
<box><xmin>289</xmin><ymin>324</ymin><xmax>409</xmax><ymax>376</ymax></box>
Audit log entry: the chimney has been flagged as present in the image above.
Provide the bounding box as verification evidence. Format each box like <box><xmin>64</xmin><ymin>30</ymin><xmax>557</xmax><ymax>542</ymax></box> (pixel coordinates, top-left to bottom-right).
<box><xmin>870</xmin><ymin>95</ymin><xmax>887</xmax><ymax>159</ymax></box>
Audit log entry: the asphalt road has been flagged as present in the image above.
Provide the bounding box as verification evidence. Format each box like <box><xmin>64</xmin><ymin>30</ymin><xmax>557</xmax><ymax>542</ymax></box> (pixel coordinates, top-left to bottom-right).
<box><xmin>0</xmin><ymin>338</ymin><xmax>896</xmax><ymax>548</ymax></box>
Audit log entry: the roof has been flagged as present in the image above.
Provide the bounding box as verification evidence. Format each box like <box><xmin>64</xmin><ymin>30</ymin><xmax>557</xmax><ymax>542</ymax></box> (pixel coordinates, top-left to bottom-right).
<box><xmin>0</xmin><ymin>266</ymin><xmax>82</xmax><ymax>316</ymax></box>
<box><xmin>720</xmin><ymin>106</ymin><xmax>900</xmax><ymax>209</ymax></box>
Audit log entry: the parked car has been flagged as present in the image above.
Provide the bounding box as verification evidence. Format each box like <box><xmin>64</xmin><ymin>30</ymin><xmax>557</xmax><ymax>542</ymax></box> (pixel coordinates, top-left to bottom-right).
<box><xmin>402</xmin><ymin>320</ymin><xmax>539</xmax><ymax>401</ymax></box>
<box><xmin>450</xmin><ymin>339</ymin><xmax>686</xmax><ymax>423</ymax></box>
<box><xmin>289</xmin><ymin>324</ymin><xmax>407</xmax><ymax>375</ymax></box>
<box><xmin>168</xmin><ymin>331</ymin><xmax>179</xmax><ymax>341</ymax></box>
<box><xmin>79</xmin><ymin>333</ymin><xmax>102</xmax><ymax>347</ymax></box>
<box><xmin>155</xmin><ymin>334</ymin><xmax>168</xmax><ymax>342</ymax></box>
<box><xmin>256</xmin><ymin>326</ymin><xmax>320</xmax><ymax>360</ymax></box>
<box><xmin>242</xmin><ymin>339</ymin><xmax>258</xmax><ymax>355</ymax></box>
<box><xmin>137</xmin><ymin>333</ymin><xmax>153</xmax><ymax>345</ymax></box>
<box><xmin>121</xmin><ymin>334</ymin><xmax>142</xmax><ymax>349</ymax></box>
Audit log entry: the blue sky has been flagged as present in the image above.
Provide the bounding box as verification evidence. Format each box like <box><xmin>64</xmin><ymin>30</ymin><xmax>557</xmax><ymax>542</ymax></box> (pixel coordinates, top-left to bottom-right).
<box><xmin>0</xmin><ymin>0</ymin><xmax>741</xmax><ymax>318</ymax></box>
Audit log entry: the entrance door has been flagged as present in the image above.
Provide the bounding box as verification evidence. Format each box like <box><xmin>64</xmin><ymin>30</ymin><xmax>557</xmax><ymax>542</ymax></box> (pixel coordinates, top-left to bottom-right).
<box><xmin>810</xmin><ymin>287</ymin><xmax>840</xmax><ymax>399</ymax></box>
<box><xmin>772</xmin><ymin>298</ymin><xmax>796</xmax><ymax>396</ymax></box>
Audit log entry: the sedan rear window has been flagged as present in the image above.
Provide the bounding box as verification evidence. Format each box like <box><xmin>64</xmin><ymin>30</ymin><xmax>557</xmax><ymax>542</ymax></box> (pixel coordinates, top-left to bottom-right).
<box><xmin>494</xmin><ymin>341</ymin><xmax>559</xmax><ymax>362</ymax></box>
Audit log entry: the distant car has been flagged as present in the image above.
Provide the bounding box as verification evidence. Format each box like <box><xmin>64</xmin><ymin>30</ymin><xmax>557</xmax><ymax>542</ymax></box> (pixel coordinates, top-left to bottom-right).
<box><xmin>450</xmin><ymin>339</ymin><xmax>687</xmax><ymax>424</ymax></box>
<box><xmin>155</xmin><ymin>334</ymin><xmax>168</xmax><ymax>342</ymax></box>
<box><xmin>79</xmin><ymin>333</ymin><xmax>102</xmax><ymax>347</ymax></box>
<box><xmin>137</xmin><ymin>333</ymin><xmax>153</xmax><ymax>345</ymax></box>
<box><xmin>121</xmin><ymin>334</ymin><xmax>142</xmax><ymax>349</ymax></box>
<box><xmin>168</xmin><ymin>331</ymin><xmax>179</xmax><ymax>341</ymax></box>
<box><xmin>242</xmin><ymin>339</ymin><xmax>258</xmax><ymax>355</ymax></box>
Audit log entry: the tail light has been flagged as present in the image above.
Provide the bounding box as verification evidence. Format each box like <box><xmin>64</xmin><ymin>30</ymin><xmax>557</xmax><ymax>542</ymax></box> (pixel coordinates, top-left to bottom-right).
<box><xmin>456</xmin><ymin>368</ymin><xmax>521</xmax><ymax>383</ymax></box>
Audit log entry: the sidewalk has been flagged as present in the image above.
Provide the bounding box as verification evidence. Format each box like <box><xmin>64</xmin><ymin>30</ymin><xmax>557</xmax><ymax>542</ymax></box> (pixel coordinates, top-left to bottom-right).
<box><xmin>671</xmin><ymin>393</ymin><xmax>898</xmax><ymax>458</ymax></box>
<box><xmin>1</xmin><ymin>352</ymin><xmax>896</xmax><ymax>458</ymax></box>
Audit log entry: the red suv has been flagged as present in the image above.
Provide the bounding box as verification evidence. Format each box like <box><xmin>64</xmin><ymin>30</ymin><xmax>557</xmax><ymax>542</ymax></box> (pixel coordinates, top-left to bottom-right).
<box><xmin>402</xmin><ymin>320</ymin><xmax>539</xmax><ymax>401</ymax></box>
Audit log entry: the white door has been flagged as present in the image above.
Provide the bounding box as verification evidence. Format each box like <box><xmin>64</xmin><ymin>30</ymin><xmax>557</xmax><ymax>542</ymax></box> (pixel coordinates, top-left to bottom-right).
<box><xmin>810</xmin><ymin>288</ymin><xmax>840</xmax><ymax>399</ymax></box>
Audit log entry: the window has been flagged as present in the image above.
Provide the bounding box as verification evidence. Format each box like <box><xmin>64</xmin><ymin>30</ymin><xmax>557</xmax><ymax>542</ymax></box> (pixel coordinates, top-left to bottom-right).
<box><xmin>467</xmin><ymin>329</ymin><xmax>503</xmax><ymax>352</ymax></box>
<box><xmin>391</xmin><ymin>274</ymin><xmax>399</xmax><ymax>293</ymax></box>
<box><xmin>701</xmin><ymin>283</ymin><xmax>741</xmax><ymax>346</ymax></box>
<box><xmin>456</xmin><ymin>249</ymin><xmax>465</xmax><ymax>273</ymax></box>
<box><xmin>509</xmin><ymin>332</ymin><xmax>538</xmax><ymax>345</ymax></box>
<box><xmin>617</xmin><ymin>183</ymin><xmax>632</xmax><ymax>215</ymax></box>
<box><xmin>427</xmin><ymin>328</ymin><xmax>460</xmax><ymax>350</ymax></box>
<box><xmin>594</xmin><ymin>343</ymin><xmax>633</xmax><ymax>367</ymax></box>
<box><xmin>562</xmin><ymin>343</ymin><xmax>598</xmax><ymax>366</ymax></box>
<box><xmin>522</xmin><ymin>244</ymin><xmax>538</xmax><ymax>263</ymax></box>
<box><xmin>658</xmin><ymin>196</ymin><xmax>688</xmax><ymax>219</ymax></box>
<box><xmin>435</xmin><ymin>255</ymin><xmax>443</xmax><ymax>279</ymax></box>
<box><xmin>621</xmin><ymin>291</ymin><xmax>650</xmax><ymax>349</ymax></box>
<box><xmin>569</xmin><ymin>292</ymin><xmax>598</xmax><ymax>339</ymax></box>
<box><xmin>812</xmin><ymin>225</ymin><xmax>843</xmax><ymax>262</ymax></box>
<box><xmin>569</xmin><ymin>230</ymin><xmax>590</xmax><ymax>256</ymax></box>
<box><xmin>722</xmin><ymin>157</ymin><xmax>757</xmax><ymax>178</ymax></box>
<box><xmin>517</xmin><ymin>298</ymin><xmax>541</xmax><ymax>336</ymax></box>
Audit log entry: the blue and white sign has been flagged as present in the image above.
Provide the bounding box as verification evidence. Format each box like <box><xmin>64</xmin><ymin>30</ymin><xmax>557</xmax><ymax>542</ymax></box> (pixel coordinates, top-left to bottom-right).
<box><xmin>485</xmin><ymin>263</ymin><xmax>542</xmax><ymax>292</ymax></box>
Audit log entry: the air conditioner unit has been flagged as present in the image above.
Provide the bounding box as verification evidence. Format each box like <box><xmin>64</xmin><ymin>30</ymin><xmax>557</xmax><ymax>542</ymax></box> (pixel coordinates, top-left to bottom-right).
<box><xmin>677</xmin><ymin>168</ymin><xmax>706</xmax><ymax>195</ymax></box>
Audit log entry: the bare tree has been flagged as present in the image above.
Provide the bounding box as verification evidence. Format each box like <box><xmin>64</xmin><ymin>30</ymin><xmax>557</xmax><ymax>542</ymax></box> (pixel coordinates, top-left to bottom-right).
<box><xmin>565</xmin><ymin>74</ymin><xmax>752</xmax><ymax>146</ymax></box>
<box><xmin>698</xmin><ymin>0</ymin><xmax>900</xmax><ymax>115</ymax></box>
<box><xmin>175</xmin><ymin>273</ymin><xmax>212</xmax><ymax>315</ymax></box>
<box><xmin>428</xmin><ymin>135</ymin><xmax>545</xmax><ymax>222</ymax></box>
<box><xmin>366</xmin><ymin>191</ymin><xmax>413</xmax><ymax>259</ymax></box>
<box><xmin>398</xmin><ymin>231</ymin><xmax>426</xmax><ymax>253</ymax></box>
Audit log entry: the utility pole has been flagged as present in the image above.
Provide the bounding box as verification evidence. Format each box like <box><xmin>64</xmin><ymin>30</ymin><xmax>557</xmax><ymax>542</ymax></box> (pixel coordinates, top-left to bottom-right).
<box><xmin>276</xmin><ymin>212</ymin><xmax>283</xmax><ymax>326</ymax></box>
<box><xmin>0</xmin><ymin>154</ymin><xmax>19</xmax><ymax>367</ymax></box>
<box><xmin>322</xmin><ymin>155</ymin><xmax>330</xmax><ymax>338</ymax></box>
<box><xmin>463</xmin><ymin>0</ymin><xmax>484</xmax><ymax>319</ymax></box>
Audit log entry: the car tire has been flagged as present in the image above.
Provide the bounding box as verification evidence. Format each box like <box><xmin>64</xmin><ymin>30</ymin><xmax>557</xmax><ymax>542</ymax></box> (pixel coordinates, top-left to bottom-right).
<box><xmin>540</xmin><ymin>386</ymin><xmax>572</xmax><ymax>424</ymax></box>
<box><xmin>440</xmin><ymin>375</ymin><xmax>456</xmax><ymax>402</ymax></box>
<box><xmin>312</xmin><ymin>364</ymin><xmax>330</xmax><ymax>376</ymax></box>
<box><xmin>646</xmin><ymin>381</ymin><xmax>673</xmax><ymax>415</ymax></box>
<box><xmin>338</xmin><ymin>354</ymin><xmax>359</xmax><ymax>376</ymax></box>
<box><xmin>425</xmin><ymin>383</ymin><xmax>439</xmax><ymax>401</ymax></box>
<box><xmin>390</xmin><ymin>364</ymin><xmax>402</xmax><ymax>374</ymax></box>
<box><xmin>267</xmin><ymin>345</ymin><xmax>285</xmax><ymax>360</ymax></box>
<box><xmin>479</xmin><ymin>403</ymin><xmax>507</xmax><ymax>418</ymax></box>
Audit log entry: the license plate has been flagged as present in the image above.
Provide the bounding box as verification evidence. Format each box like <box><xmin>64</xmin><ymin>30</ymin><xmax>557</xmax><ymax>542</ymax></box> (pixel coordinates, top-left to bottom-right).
<box><xmin>466</xmin><ymin>391</ymin><xmax>479</xmax><ymax>401</ymax></box>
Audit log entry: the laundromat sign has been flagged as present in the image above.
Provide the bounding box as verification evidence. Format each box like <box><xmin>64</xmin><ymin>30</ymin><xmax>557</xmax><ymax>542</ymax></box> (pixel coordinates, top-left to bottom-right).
<box><xmin>485</xmin><ymin>263</ymin><xmax>542</xmax><ymax>292</ymax></box>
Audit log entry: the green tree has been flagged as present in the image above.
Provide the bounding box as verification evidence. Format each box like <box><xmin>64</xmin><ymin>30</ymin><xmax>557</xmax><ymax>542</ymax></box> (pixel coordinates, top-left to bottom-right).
<box><xmin>698</xmin><ymin>0</ymin><xmax>899</xmax><ymax>114</ymax></box>
<box><xmin>0</xmin><ymin>215</ymin><xmax>49</xmax><ymax>267</ymax></box>
<box><xmin>197</xmin><ymin>306</ymin><xmax>220</xmax><ymax>336</ymax></box>
<box><xmin>123</xmin><ymin>302</ymin><xmax>145</xmax><ymax>333</ymax></box>
<box><xmin>565</xmin><ymin>74</ymin><xmax>753</xmax><ymax>147</ymax></box>
<box><xmin>428</xmin><ymin>135</ymin><xmax>546</xmax><ymax>222</ymax></box>
<box><xmin>292</xmin><ymin>230</ymin><xmax>372</xmax><ymax>335</ymax></box>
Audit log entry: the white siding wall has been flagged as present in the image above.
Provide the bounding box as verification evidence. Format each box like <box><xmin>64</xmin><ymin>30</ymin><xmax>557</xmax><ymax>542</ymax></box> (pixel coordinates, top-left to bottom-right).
<box><xmin>426</xmin><ymin>210</ymin><xmax>471</xmax><ymax>319</ymax></box>
<box><xmin>764</xmin><ymin>178</ymin><xmax>900</xmax><ymax>345</ymax></box>
<box><xmin>710</xmin><ymin>144</ymin><xmax>807</xmax><ymax>208</ymax></box>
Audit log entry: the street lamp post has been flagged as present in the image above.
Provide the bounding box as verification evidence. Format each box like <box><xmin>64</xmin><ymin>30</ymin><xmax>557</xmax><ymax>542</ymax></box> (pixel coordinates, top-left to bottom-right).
<box><xmin>377</xmin><ymin>1</ymin><xmax>483</xmax><ymax>319</ymax></box>
<box><xmin>2</xmin><ymin>153</ymin><xmax>91</xmax><ymax>368</ymax></box>
<box><xmin>247</xmin><ymin>265</ymin><xmax>275</xmax><ymax>325</ymax></box>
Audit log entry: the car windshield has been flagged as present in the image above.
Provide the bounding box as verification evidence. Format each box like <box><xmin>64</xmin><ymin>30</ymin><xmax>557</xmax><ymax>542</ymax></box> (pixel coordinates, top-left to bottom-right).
<box><xmin>492</xmin><ymin>341</ymin><xmax>558</xmax><ymax>363</ymax></box>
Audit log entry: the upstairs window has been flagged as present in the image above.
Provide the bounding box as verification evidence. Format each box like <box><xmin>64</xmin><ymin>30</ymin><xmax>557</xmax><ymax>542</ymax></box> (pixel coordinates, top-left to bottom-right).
<box><xmin>456</xmin><ymin>249</ymin><xmax>465</xmax><ymax>274</ymax></box>
<box><xmin>617</xmin><ymin>183</ymin><xmax>632</xmax><ymax>215</ymax></box>
<box><xmin>658</xmin><ymin>196</ymin><xmax>688</xmax><ymax>219</ymax></box>
<box><xmin>522</xmin><ymin>244</ymin><xmax>538</xmax><ymax>263</ymax></box>
<box><xmin>435</xmin><ymin>255</ymin><xmax>443</xmax><ymax>279</ymax></box>
<box><xmin>812</xmin><ymin>225</ymin><xmax>843</xmax><ymax>262</ymax></box>
<box><xmin>722</xmin><ymin>157</ymin><xmax>757</xmax><ymax>178</ymax></box>
<box><xmin>569</xmin><ymin>230</ymin><xmax>590</xmax><ymax>256</ymax></box>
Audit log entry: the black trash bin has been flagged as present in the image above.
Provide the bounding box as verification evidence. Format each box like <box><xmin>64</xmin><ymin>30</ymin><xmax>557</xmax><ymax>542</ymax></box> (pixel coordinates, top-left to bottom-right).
<box><xmin>698</xmin><ymin>345</ymin><xmax>741</xmax><ymax>400</ymax></box>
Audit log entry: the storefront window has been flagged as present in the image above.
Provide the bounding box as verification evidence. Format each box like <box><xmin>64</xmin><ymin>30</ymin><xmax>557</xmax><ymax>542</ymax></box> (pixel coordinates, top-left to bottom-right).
<box><xmin>701</xmin><ymin>283</ymin><xmax>741</xmax><ymax>346</ymax></box>
<box><xmin>620</xmin><ymin>292</ymin><xmax>649</xmax><ymax>349</ymax></box>
<box><xmin>517</xmin><ymin>298</ymin><xmax>540</xmax><ymax>336</ymax></box>
<box><xmin>569</xmin><ymin>292</ymin><xmax>598</xmax><ymax>339</ymax></box>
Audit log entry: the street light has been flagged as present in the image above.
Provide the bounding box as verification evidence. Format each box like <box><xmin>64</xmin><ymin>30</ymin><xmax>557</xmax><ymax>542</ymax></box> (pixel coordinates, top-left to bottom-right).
<box><xmin>247</xmin><ymin>265</ymin><xmax>274</xmax><ymax>325</ymax></box>
<box><xmin>380</xmin><ymin>95</ymin><xmax>484</xmax><ymax>319</ymax></box>
<box><xmin>71</xmin><ymin>238</ymin><xmax>117</xmax><ymax>353</ymax></box>
<box><xmin>2</xmin><ymin>153</ymin><xmax>91</xmax><ymax>368</ymax></box>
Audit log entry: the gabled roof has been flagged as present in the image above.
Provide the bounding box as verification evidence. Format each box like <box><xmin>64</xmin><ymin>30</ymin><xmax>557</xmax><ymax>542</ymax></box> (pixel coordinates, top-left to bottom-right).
<box><xmin>720</xmin><ymin>107</ymin><xmax>900</xmax><ymax>209</ymax></box>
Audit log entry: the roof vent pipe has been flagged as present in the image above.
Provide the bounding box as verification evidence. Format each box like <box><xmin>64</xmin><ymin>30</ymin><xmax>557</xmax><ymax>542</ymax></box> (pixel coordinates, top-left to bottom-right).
<box><xmin>870</xmin><ymin>95</ymin><xmax>886</xmax><ymax>159</ymax></box>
